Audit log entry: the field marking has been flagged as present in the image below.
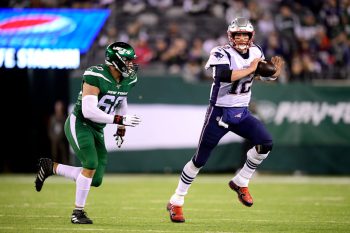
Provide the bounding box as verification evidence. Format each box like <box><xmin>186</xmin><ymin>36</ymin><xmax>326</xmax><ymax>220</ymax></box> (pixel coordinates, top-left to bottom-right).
<box><xmin>0</xmin><ymin>226</ymin><xmax>274</xmax><ymax>233</ymax></box>
<box><xmin>1</xmin><ymin>174</ymin><xmax>350</xmax><ymax>185</ymax></box>
<box><xmin>1</xmin><ymin>215</ymin><xmax>349</xmax><ymax>225</ymax></box>
<box><xmin>0</xmin><ymin>227</ymin><xmax>239</xmax><ymax>233</ymax></box>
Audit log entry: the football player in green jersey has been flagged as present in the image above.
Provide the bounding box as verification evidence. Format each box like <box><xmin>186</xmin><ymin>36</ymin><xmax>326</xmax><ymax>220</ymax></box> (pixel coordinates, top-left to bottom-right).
<box><xmin>34</xmin><ymin>42</ymin><xmax>141</xmax><ymax>224</ymax></box>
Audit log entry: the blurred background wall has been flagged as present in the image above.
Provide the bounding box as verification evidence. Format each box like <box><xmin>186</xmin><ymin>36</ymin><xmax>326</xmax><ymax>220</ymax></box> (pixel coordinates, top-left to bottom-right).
<box><xmin>0</xmin><ymin>0</ymin><xmax>349</xmax><ymax>174</ymax></box>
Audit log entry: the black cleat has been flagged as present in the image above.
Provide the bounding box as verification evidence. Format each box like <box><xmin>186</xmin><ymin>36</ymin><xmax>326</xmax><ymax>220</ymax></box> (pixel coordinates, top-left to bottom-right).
<box><xmin>71</xmin><ymin>209</ymin><xmax>93</xmax><ymax>224</ymax></box>
<box><xmin>35</xmin><ymin>158</ymin><xmax>53</xmax><ymax>192</ymax></box>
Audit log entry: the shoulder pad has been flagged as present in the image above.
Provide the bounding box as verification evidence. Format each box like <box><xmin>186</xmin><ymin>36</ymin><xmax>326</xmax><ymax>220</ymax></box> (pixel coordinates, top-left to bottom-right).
<box><xmin>83</xmin><ymin>64</ymin><xmax>112</xmax><ymax>85</ymax></box>
<box><xmin>85</xmin><ymin>64</ymin><xmax>106</xmax><ymax>73</ymax></box>
<box><xmin>205</xmin><ymin>46</ymin><xmax>230</xmax><ymax>69</ymax></box>
<box><xmin>250</xmin><ymin>44</ymin><xmax>265</xmax><ymax>59</ymax></box>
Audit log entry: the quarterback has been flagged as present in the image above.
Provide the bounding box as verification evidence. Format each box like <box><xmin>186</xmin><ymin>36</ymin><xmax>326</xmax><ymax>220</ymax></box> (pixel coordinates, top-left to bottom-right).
<box><xmin>167</xmin><ymin>17</ymin><xmax>284</xmax><ymax>222</ymax></box>
<box><xmin>35</xmin><ymin>42</ymin><xmax>141</xmax><ymax>224</ymax></box>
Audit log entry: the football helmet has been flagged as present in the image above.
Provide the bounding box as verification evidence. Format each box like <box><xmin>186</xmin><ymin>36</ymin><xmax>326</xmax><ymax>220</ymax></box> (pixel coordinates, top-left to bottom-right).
<box><xmin>227</xmin><ymin>17</ymin><xmax>255</xmax><ymax>52</ymax></box>
<box><xmin>105</xmin><ymin>41</ymin><xmax>138</xmax><ymax>78</ymax></box>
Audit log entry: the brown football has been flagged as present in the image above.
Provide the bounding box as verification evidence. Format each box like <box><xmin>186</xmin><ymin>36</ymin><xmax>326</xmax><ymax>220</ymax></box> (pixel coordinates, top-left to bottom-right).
<box><xmin>255</xmin><ymin>60</ymin><xmax>276</xmax><ymax>77</ymax></box>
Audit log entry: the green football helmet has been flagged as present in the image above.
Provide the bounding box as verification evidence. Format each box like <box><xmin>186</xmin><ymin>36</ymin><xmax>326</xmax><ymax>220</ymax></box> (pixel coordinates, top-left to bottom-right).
<box><xmin>105</xmin><ymin>41</ymin><xmax>138</xmax><ymax>78</ymax></box>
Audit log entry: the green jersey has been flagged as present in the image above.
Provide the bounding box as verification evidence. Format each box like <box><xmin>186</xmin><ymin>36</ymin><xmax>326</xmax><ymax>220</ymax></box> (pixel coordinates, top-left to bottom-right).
<box><xmin>73</xmin><ymin>64</ymin><xmax>137</xmax><ymax>130</ymax></box>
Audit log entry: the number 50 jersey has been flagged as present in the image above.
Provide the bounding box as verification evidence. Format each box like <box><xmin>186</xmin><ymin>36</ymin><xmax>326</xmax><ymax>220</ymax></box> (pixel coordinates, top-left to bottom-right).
<box><xmin>205</xmin><ymin>44</ymin><xmax>264</xmax><ymax>107</ymax></box>
<box><xmin>72</xmin><ymin>64</ymin><xmax>137</xmax><ymax>130</ymax></box>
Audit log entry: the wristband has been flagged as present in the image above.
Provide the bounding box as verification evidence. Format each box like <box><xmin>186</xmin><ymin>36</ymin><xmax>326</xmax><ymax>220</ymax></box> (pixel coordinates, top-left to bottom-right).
<box><xmin>113</xmin><ymin>115</ymin><xmax>123</xmax><ymax>124</ymax></box>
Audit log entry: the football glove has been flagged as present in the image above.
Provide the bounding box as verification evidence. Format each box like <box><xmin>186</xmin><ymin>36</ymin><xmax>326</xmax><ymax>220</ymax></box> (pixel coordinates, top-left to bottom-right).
<box><xmin>113</xmin><ymin>127</ymin><xmax>126</xmax><ymax>148</ymax></box>
<box><xmin>113</xmin><ymin>114</ymin><xmax>141</xmax><ymax>127</ymax></box>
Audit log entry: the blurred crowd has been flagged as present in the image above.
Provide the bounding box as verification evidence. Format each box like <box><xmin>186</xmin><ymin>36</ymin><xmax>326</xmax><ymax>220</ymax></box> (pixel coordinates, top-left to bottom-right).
<box><xmin>6</xmin><ymin>0</ymin><xmax>350</xmax><ymax>83</ymax></box>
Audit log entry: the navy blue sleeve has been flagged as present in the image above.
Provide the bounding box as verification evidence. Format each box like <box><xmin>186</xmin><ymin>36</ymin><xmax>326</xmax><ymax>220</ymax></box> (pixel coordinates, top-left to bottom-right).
<box><xmin>214</xmin><ymin>64</ymin><xmax>232</xmax><ymax>83</ymax></box>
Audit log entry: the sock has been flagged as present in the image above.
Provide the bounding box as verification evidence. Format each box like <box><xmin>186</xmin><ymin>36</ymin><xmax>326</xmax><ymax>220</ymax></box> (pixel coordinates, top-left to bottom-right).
<box><xmin>75</xmin><ymin>173</ymin><xmax>92</xmax><ymax>208</ymax></box>
<box><xmin>170</xmin><ymin>160</ymin><xmax>200</xmax><ymax>206</ymax></box>
<box><xmin>56</xmin><ymin>164</ymin><xmax>82</xmax><ymax>181</ymax></box>
<box><xmin>232</xmin><ymin>147</ymin><xmax>263</xmax><ymax>187</ymax></box>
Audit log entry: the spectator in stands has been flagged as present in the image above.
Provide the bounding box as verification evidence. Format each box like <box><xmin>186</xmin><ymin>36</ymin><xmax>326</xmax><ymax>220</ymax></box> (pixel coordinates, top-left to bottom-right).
<box><xmin>122</xmin><ymin>0</ymin><xmax>146</xmax><ymax>15</ymax></box>
<box><xmin>48</xmin><ymin>100</ymin><xmax>69</xmax><ymax>165</ymax></box>
<box><xmin>225</xmin><ymin>0</ymin><xmax>250</xmax><ymax>24</ymax></box>
<box><xmin>183</xmin><ymin>0</ymin><xmax>209</xmax><ymax>15</ymax></box>
<box><xmin>274</xmin><ymin>3</ymin><xmax>299</xmax><ymax>73</ymax></box>
<box><xmin>147</xmin><ymin>0</ymin><xmax>173</xmax><ymax>12</ymax></box>
<box><xmin>134</xmin><ymin>36</ymin><xmax>154</xmax><ymax>67</ymax></box>
<box><xmin>161</xmin><ymin>37</ymin><xmax>188</xmax><ymax>74</ymax></box>
<box><xmin>319</xmin><ymin>0</ymin><xmax>343</xmax><ymax>39</ymax></box>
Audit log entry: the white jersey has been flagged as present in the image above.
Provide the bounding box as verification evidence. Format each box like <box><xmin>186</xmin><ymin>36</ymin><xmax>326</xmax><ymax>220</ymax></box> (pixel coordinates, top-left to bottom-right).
<box><xmin>205</xmin><ymin>44</ymin><xmax>264</xmax><ymax>107</ymax></box>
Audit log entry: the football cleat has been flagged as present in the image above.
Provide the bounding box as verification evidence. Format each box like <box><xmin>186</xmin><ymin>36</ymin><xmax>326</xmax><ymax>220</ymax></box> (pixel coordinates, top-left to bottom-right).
<box><xmin>35</xmin><ymin>158</ymin><xmax>54</xmax><ymax>192</ymax></box>
<box><xmin>166</xmin><ymin>202</ymin><xmax>185</xmax><ymax>223</ymax></box>
<box><xmin>71</xmin><ymin>209</ymin><xmax>93</xmax><ymax>224</ymax></box>
<box><xmin>228</xmin><ymin>180</ymin><xmax>253</xmax><ymax>207</ymax></box>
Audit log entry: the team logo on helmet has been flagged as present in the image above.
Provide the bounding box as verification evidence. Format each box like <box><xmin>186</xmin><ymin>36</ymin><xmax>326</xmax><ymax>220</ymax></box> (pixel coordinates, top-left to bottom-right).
<box><xmin>105</xmin><ymin>42</ymin><xmax>138</xmax><ymax>78</ymax></box>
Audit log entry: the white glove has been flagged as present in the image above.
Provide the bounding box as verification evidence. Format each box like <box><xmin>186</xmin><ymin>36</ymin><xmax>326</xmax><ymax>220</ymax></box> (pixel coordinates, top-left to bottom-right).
<box><xmin>116</xmin><ymin>136</ymin><xmax>124</xmax><ymax>147</ymax></box>
<box><xmin>113</xmin><ymin>127</ymin><xmax>125</xmax><ymax>148</ymax></box>
<box><xmin>113</xmin><ymin>114</ymin><xmax>141</xmax><ymax>127</ymax></box>
<box><xmin>122</xmin><ymin>114</ymin><xmax>141</xmax><ymax>127</ymax></box>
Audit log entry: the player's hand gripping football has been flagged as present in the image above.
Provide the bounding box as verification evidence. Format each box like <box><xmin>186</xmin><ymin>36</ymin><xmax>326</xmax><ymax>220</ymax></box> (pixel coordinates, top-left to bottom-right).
<box><xmin>114</xmin><ymin>114</ymin><xmax>141</xmax><ymax>127</ymax></box>
<box><xmin>249</xmin><ymin>58</ymin><xmax>264</xmax><ymax>74</ymax></box>
<box><xmin>114</xmin><ymin>127</ymin><xmax>126</xmax><ymax>148</ymax></box>
<box><xmin>271</xmin><ymin>56</ymin><xmax>284</xmax><ymax>77</ymax></box>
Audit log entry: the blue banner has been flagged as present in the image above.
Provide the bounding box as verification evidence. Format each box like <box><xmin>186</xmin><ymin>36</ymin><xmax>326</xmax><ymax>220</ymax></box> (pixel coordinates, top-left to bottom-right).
<box><xmin>0</xmin><ymin>8</ymin><xmax>109</xmax><ymax>53</ymax></box>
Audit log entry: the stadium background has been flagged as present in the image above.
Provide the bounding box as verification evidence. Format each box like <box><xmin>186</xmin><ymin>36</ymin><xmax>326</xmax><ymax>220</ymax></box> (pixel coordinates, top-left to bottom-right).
<box><xmin>1</xmin><ymin>0</ymin><xmax>349</xmax><ymax>174</ymax></box>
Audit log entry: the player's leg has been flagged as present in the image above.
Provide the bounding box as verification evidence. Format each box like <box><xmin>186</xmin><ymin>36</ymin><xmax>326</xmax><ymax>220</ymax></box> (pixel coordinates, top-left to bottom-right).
<box><xmin>64</xmin><ymin>114</ymin><xmax>100</xmax><ymax>224</ymax></box>
<box><xmin>35</xmin><ymin>115</ymin><xmax>84</xmax><ymax>191</ymax></box>
<box><xmin>91</xmin><ymin>132</ymin><xmax>108</xmax><ymax>187</ymax></box>
<box><xmin>229</xmin><ymin>114</ymin><xmax>273</xmax><ymax>206</ymax></box>
<box><xmin>168</xmin><ymin>106</ymin><xmax>228</xmax><ymax>222</ymax></box>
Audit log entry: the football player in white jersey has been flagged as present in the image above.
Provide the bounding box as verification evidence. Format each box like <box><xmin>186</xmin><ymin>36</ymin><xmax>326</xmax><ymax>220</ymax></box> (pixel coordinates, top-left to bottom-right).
<box><xmin>167</xmin><ymin>17</ymin><xmax>284</xmax><ymax>222</ymax></box>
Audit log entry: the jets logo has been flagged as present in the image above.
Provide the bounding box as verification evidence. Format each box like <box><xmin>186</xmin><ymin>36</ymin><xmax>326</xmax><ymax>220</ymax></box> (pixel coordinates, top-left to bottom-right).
<box><xmin>213</xmin><ymin>52</ymin><xmax>224</xmax><ymax>60</ymax></box>
<box><xmin>113</xmin><ymin>46</ymin><xmax>131</xmax><ymax>55</ymax></box>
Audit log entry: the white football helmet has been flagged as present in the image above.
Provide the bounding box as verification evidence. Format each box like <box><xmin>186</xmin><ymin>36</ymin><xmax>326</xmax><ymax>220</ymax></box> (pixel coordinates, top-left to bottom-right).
<box><xmin>227</xmin><ymin>17</ymin><xmax>255</xmax><ymax>52</ymax></box>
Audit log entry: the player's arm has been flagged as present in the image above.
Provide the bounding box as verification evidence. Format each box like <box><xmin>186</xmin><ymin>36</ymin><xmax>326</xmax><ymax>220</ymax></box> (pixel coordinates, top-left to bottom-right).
<box><xmin>81</xmin><ymin>83</ymin><xmax>140</xmax><ymax>126</ymax></box>
<box><xmin>231</xmin><ymin>58</ymin><xmax>263</xmax><ymax>81</ymax></box>
<box><xmin>81</xmin><ymin>82</ymin><xmax>114</xmax><ymax>123</ymax></box>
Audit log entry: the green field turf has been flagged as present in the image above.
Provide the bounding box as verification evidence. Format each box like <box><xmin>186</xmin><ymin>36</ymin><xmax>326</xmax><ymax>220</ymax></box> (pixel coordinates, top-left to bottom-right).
<box><xmin>0</xmin><ymin>174</ymin><xmax>349</xmax><ymax>233</ymax></box>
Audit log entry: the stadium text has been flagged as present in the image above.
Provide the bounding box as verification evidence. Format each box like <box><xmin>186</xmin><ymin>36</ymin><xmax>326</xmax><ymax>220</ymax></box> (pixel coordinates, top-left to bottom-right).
<box><xmin>258</xmin><ymin>101</ymin><xmax>350</xmax><ymax>126</ymax></box>
<box><xmin>0</xmin><ymin>48</ymin><xmax>80</xmax><ymax>69</ymax></box>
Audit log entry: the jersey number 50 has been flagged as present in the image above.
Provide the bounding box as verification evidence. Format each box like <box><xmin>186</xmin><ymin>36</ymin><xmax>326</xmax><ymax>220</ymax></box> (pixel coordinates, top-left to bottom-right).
<box><xmin>98</xmin><ymin>95</ymin><xmax>124</xmax><ymax>114</ymax></box>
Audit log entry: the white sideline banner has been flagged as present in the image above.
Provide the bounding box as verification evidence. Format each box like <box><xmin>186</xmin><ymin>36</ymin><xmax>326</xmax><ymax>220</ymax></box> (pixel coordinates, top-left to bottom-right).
<box><xmin>104</xmin><ymin>104</ymin><xmax>243</xmax><ymax>151</ymax></box>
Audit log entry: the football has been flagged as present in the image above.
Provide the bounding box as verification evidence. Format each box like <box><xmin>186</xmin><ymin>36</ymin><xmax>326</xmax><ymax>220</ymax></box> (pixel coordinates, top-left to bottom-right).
<box><xmin>255</xmin><ymin>60</ymin><xmax>276</xmax><ymax>77</ymax></box>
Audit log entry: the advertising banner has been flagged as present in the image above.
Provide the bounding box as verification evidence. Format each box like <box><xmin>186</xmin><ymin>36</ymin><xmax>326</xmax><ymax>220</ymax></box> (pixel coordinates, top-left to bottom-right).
<box><xmin>0</xmin><ymin>8</ymin><xmax>109</xmax><ymax>69</ymax></box>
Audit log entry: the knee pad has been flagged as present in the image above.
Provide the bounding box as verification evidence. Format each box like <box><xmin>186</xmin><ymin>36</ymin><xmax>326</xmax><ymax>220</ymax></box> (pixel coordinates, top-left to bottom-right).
<box><xmin>247</xmin><ymin>143</ymin><xmax>273</xmax><ymax>165</ymax></box>
<box><xmin>256</xmin><ymin>143</ymin><xmax>273</xmax><ymax>154</ymax></box>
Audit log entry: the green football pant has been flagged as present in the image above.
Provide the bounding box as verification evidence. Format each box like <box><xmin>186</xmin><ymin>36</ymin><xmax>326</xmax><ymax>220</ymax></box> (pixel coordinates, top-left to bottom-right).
<box><xmin>64</xmin><ymin>114</ymin><xmax>107</xmax><ymax>187</ymax></box>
